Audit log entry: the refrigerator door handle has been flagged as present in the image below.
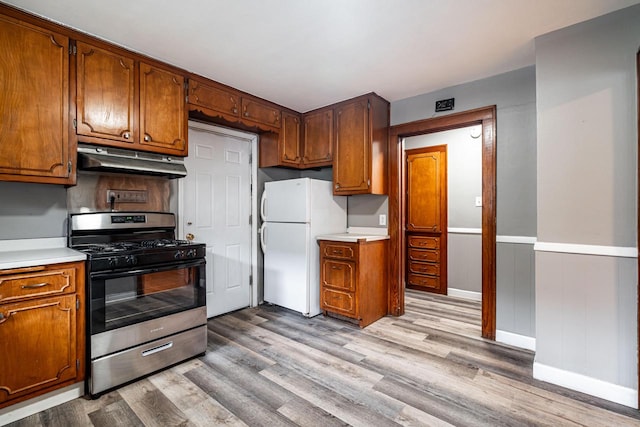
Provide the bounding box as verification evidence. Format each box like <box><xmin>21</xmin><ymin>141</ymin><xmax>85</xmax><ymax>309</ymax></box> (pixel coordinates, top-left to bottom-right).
<box><xmin>260</xmin><ymin>192</ymin><xmax>267</xmax><ymax>222</ymax></box>
<box><xmin>259</xmin><ymin>222</ymin><xmax>267</xmax><ymax>253</ymax></box>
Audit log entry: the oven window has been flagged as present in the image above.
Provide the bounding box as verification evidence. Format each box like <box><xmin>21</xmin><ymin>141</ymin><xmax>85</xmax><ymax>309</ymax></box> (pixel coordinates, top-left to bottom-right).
<box><xmin>91</xmin><ymin>263</ymin><xmax>205</xmax><ymax>334</ymax></box>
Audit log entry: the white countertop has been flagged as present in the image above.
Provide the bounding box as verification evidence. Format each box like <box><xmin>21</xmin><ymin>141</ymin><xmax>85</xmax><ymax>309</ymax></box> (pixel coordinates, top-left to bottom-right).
<box><xmin>0</xmin><ymin>238</ymin><xmax>86</xmax><ymax>270</ymax></box>
<box><xmin>316</xmin><ymin>227</ymin><xmax>389</xmax><ymax>243</ymax></box>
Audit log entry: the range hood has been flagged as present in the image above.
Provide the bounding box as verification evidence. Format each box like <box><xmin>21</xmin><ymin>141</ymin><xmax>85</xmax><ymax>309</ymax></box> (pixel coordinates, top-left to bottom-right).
<box><xmin>77</xmin><ymin>144</ymin><xmax>187</xmax><ymax>179</ymax></box>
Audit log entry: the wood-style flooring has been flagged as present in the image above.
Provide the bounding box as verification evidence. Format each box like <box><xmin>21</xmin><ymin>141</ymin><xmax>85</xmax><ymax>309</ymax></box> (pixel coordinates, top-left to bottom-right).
<box><xmin>8</xmin><ymin>290</ymin><xmax>640</xmax><ymax>426</ymax></box>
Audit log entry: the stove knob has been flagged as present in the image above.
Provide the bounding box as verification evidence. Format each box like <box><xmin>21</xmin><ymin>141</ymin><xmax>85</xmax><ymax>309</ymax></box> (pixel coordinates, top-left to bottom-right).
<box><xmin>108</xmin><ymin>257</ymin><xmax>118</xmax><ymax>267</ymax></box>
<box><xmin>174</xmin><ymin>250</ymin><xmax>185</xmax><ymax>259</ymax></box>
<box><xmin>187</xmin><ymin>249</ymin><xmax>197</xmax><ymax>258</ymax></box>
<box><xmin>126</xmin><ymin>255</ymin><xmax>138</xmax><ymax>265</ymax></box>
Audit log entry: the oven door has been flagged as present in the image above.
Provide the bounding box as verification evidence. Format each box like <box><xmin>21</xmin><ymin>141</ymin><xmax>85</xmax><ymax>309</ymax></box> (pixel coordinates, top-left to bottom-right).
<box><xmin>89</xmin><ymin>259</ymin><xmax>205</xmax><ymax>335</ymax></box>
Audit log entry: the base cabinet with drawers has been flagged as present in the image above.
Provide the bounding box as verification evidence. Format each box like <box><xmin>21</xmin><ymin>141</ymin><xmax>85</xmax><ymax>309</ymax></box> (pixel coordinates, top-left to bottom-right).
<box><xmin>319</xmin><ymin>239</ymin><xmax>387</xmax><ymax>328</ymax></box>
<box><xmin>0</xmin><ymin>261</ymin><xmax>85</xmax><ymax>409</ymax></box>
<box><xmin>406</xmin><ymin>234</ymin><xmax>446</xmax><ymax>294</ymax></box>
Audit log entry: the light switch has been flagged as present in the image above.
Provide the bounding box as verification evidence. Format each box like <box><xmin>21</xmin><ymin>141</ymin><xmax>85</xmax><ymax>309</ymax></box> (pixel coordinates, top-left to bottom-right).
<box><xmin>379</xmin><ymin>214</ymin><xmax>387</xmax><ymax>226</ymax></box>
<box><xmin>475</xmin><ymin>196</ymin><xmax>482</xmax><ymax>207</ymax></box>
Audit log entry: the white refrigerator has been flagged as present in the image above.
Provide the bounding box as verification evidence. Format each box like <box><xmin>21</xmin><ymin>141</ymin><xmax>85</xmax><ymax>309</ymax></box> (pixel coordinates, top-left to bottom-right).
<box><xmin>259</xmin><ymin>178</ymin><xmax>347</xmax><ymax>317</ymax></box>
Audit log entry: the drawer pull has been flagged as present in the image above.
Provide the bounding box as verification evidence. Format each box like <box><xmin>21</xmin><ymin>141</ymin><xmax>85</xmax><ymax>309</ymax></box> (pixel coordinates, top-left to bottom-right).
<box><xmin>331</xmin><ymin>265</ymin><xmax>342</xmax><ymax>270</ymax></box>
<box><xmin>332</xmin><ymin>250</ymin><xmax>342</xmax><ymax>254</ymax></box>
<box><xmin>141</xmin><ymin>341</ymin><xmax>173</xmax><ymax>357</ymax></box>
<box><xmin>21</xmin><ymin>282</ymin><xmax>50</xmax><ymax>289</ymax></box>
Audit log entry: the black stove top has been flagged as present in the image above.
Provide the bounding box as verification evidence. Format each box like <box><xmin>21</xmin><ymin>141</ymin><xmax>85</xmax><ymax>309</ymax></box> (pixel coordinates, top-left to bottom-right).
<box><xmin>68</xmin><ymin>211</ymin><xmax>206</xmax><ymax>271</ymax></box>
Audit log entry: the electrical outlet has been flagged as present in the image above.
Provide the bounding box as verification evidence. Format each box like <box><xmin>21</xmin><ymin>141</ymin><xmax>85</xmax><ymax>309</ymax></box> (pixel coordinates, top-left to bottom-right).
<box><xmin>475</xmin><ymin>196</ymin><xmax>482</xmax><ymax>207</ymax></box>
<box><xmin>379</xmin><ymin>214</ymin><xmax>387</xmax><ymax>226</ymax></box>
<box><xmin>107</xmin><ymin>189</ymin><xmax>148</xmax><ymax>203</ymax></box>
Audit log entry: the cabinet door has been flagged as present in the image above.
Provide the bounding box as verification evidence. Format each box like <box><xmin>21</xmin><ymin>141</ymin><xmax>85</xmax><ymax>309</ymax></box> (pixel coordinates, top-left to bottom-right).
<box><xmin>0</xmin><ymin>295</ymin><xmax>77</xmax><ymax>404</ymax></box>
<box><xmin>302</xmin><ymin>109</ymin><xmax>333</xmax><ymax>167</ymax></box>
<box><xmin>241</xmin><ymin>98</ymin><xmax>281</xmax><ymax>129</ymax></box>
<box><xmin>0</xmin><ymin>15</ymin><xmax>71</xmax><ymax>183</ymax></box>
<box><xmin>139</xmin><ymin>62</ymin><xmax>187</xmax><ymax>155</ymax></box>
<box><xmin>280</xmin><ymin>111</ymin><xmax>301</xmax><ymax>166</ymax></box>
<box><xmin>188</xmin><ymin>78</ymin><xmax>239</xmax><ymax>120</ymax></box>
<box><xmin>76</xmin><ymin>42</ymin><xmax>135</xmax><ymax>144</ymax></box>
<box><xmin>333</xmin><ymin>99</ymin><xmax>370</xmax><ymax>194</ymax></box>
<box><xmin>406</xmin><ymin>146</ymin><xmax>447</xmax><ymax>232</ymax></box>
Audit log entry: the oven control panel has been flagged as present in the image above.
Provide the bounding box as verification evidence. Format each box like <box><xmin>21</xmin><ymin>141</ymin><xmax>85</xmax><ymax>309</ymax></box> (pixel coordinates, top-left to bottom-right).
<box><xmin>111</xmin><ymin>215</ymin><xmax>146</xmax><ymax>224</ymax></box>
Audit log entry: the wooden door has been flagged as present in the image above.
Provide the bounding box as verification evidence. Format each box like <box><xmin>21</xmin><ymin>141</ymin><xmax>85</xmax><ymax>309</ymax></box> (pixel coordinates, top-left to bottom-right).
<box><xmin>406</xmin><ymin>145</ymin><xmax>447</xmax><ymax>294</ymax></box>
<box><xmin>406</xmin><ymin>146</ymin><xmax>447</xmax><ymax>232</ymax></box>
<box><xmin>280</xmin><ymin>111</ymin><xmax>302</xmax><ymax>166</ymax></box>
<box><xmin>334</xmin><ymin>99</ymin><xmax>370</xmax><ymax>194</ymax></box>
<box><xmin>139</xmin><ymin>62</ymin><xmax>187</xmax><ymax>155</ymax></box>
<box><xmin>0</xmin><ymin>15</ymin><xmax>71</xmax><ymax>183</ymax></box>
<box><xmin>0</xmin><ymin>295</ymin><xmax>77</xmax><ymax>404</ymax></box>
<box><xmin>76</xmin><ymin>42</ymin><xmax>135</xmax><ymax>144</ymax></box>
<box><xmin>302</xmin><ymin>109</ymin><xmax>333</xmax><ymax>167</ymax></box>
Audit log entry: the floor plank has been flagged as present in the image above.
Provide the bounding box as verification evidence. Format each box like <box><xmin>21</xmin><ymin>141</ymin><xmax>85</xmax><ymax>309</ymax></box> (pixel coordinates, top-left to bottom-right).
<box><xmin>7</xmin><ymin>289</ymin><xmax>640</xmax><ymax>426</ymax></box>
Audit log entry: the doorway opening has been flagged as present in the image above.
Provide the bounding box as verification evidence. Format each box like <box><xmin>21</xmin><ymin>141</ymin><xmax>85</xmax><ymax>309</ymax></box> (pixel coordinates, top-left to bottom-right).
<box><xmin>388</xmin><ymin>106</ymin><xmax>497</xmax><ymax>339</ymax></box>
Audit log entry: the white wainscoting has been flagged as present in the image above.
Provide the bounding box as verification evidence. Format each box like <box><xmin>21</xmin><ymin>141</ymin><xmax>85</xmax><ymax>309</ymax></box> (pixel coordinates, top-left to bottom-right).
<box><xmin>534</xmin><ymin>241</ymin><xmax>637</xmax><ymax>258</ymax></box>
<box><xmin>447</xmin><ymin>288</ymin><xmax>482</xmax><ymax>301</ymax></box>
<box><xmin>496</xmin><ymin>330</ymin><xmax>536</xmax><ymax>351</ymax></box>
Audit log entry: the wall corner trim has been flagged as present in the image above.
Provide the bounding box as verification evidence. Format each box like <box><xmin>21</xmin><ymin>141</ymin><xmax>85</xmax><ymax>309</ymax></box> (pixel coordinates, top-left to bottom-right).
<box><xmin>534</xmin><ymin>241</ymin><xmax>637</xmax><ymax>258</ymax></box>
<box><xmin>533</xmin><ymin>361</ymin><xmax>638</xmax><ymax>409</ymax></box>
<box><xmin>496</xmin><ymin>330</ymin><xmax>536</xmax><ymax>351</ymax></box>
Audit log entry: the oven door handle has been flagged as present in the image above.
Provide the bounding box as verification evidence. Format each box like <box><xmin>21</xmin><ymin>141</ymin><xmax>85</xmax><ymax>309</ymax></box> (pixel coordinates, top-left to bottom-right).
<box><xmin>90</xmin><ymin>259</ymin><xmax>205</xmax><ymax>279</ymax></box>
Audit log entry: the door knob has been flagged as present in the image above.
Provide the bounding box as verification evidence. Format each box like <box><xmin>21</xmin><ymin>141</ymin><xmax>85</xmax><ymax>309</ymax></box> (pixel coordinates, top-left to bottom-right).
<box><xmin>186</xmin><ymin>233</ymin><xmax>195</xmax><ymax>241</ymax></box>
<box><xmin>187</xmin><ymin>221</ymin><xmax>192</xmax><ymax>225</ymax></box>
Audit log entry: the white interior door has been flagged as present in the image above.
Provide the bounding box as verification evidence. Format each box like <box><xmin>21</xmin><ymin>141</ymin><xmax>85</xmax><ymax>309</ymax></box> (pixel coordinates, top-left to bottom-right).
<box><xmin>181</xmin><ymin>123</ymin><xmax>253</xmax><ymax>318</ymax></box>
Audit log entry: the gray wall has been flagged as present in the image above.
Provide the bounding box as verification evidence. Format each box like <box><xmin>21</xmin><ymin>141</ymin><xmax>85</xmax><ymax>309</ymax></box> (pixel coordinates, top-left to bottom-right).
<box><xmin>0</xmin><ymin>182</ymin><xmax>67</xmax><ymax>239</ymax></box>
<box><xmin>535</xmin><ymin>5</ymin><xmax>639</xmax><ymax>391</ymax></box>
<box><xmin>392</xmin><ymin>66</ymin><xmax>537</xmax><ymax>337</ymax></box>
<box><xmin>405</xmin><ymin>126</ymin><xmax>483</xmax><ymax>294</ymax></box>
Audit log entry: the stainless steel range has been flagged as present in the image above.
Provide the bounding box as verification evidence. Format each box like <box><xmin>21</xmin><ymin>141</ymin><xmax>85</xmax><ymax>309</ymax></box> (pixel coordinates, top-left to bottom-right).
<box><xmin>69</xmin><ymin>211</ymin><xmax>207</xmax><ymax>396</ymax></box>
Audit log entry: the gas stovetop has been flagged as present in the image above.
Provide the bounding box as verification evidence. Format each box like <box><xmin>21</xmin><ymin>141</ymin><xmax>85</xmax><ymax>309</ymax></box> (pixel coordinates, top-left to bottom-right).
<box><xmin>68</xmin><ymin>211</ymin><xmax>206</xmax><ymax>271</ymax></box>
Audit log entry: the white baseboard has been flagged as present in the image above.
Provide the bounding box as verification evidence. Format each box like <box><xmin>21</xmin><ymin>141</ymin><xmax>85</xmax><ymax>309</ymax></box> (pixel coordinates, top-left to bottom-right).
<box><xmin>447</xmin><ymin>288</ymin><xmax>481</xmax><ymax>301</ymax></box>
<box><xmin>533</xmin><ymin>361</ymin><xmax>638</xmax><ymax>409</ymax></box>
<box><xmin>0</xmin><ymin>383</ymin><xmax>84</xmax><ymax>426</ymax></box>
<box><xmin>496</xmin><ymin>330</ymin><xmax>536</xmax><ymax>351</ymax></box>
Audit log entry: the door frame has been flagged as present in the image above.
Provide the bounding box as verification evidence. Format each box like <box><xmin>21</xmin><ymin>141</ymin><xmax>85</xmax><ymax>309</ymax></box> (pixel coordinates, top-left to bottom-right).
<box><xmin>388</xmin><ymin>105</ymin><xmax>497</xmax><ymax>339</ymax></box>
<box><xmin>178</xmin><ymin>121</ymin><xmax>260</xmax><ymax>309</ymax></box>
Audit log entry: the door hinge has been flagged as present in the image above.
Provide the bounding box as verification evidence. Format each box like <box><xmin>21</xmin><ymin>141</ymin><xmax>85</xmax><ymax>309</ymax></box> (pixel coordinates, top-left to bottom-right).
<box><xmin>73</xmin><ymin>118</ymin><xmax>77</xmax><ymax>129</ymax></box>
<box><xmin>68</xmin><ymin>160</ymin><xmax>72</xmax><ymax>174</ymax></box>
<box><xmin>69</xmin><ymin>43</ymin><xmax>76</xmax><ymax>55</ymax></box>
<box><xmin>249</xmin><ymin>152</ymin><xmax>252</xmax><ymax>164</ymax></box>
<box><xmin>76</xmin><ymin>359</ymin><xmax>80</xmax><ymax>370</ymax></box>
<box><xmin>76</xmin><ymin>297</ymin><xmax>80</xmax><ymax>309</ymax></box>
<box><xmin>367</xmin><ymin>100</ymin><xmax>370</xmax><ymax>109</ymax></box>
<box><xmin>249</xmin><ymin>214</ymin><xmax>252</xmax><ymax>225</ymax></box>
<box><xmin>367</xmin><ymin>179</ymin><xmax>371</xmax><ymax>187</ymax></box>
<box><xmin>249</xmin><ymin>274</ymin><xmax>253</xmax><ymax>286</ymax></box>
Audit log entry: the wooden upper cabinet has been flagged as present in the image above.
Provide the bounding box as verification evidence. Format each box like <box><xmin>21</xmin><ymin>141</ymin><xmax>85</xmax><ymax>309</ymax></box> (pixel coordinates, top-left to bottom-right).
<box><xmin>0</xmin><ymin>14</ymin><xmax>72</xmax><ymax>184</ymax></box>
<box><xmin>302</xmin><ymin>108</ymin><xmax>333</xmax><ymax>167</ymax></box>
<box><xmin>76</xmin><ymin>41</ymin><xmax>135</xmax><ymax>144</ymax></box>
<box><xmin>139</xmin><ymin>62</ymin><xmax>187</xmax><ymax>155</ymax></box>
<box><xmin>406</xmin><ymin>146</ymin><xmax>447</xmax><ymax>232</ymax></box>
<box><xmin>333</xmin><ymin>94</ymin><xmax>388</xmax><ymax>195</ymax></box>
<box><xmin>241</xmin><ymin>98</ymin><xmax>281</xmax><ymax>129</ymax></box>
<box><xmin>188</xmin><ymin>77</ymin><xmax>240</xmax><ymax>121</ymax></box>
<box><xmin>280</xmin><ymin>111</ymin><xmax>302</xmax><ymax>166</ymax></box>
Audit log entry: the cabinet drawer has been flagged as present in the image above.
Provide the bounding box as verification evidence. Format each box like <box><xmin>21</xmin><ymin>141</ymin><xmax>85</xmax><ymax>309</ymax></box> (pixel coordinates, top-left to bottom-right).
<box><xmin>321</xmin><ymin>288</ymin><xmax>355</xmax><ymax>316</ymax></box>
<box><xmin>321</xmin><ymin>242</ymin><xmax>357</xmax><ymax>261</ymax></box>
<box><xmin>408</xmin><ymin>274</ymin><xmax>440</xmax><ymax>289</ymax></box>
<box><xmin>321</xmin><ymin>260</ymin><xmax>355</xmax><ymax>292</ymax></box>
<box><xmin>408</xmin><ymin>235</ymin><xmax>440</xmax><ymax>249</ymax></box>
<box><xmin>0</xmin><ymin>265</ymin><xmax>76</xmax><ymax>303</ymax></box>
<box><xmin>408</xmin><ymin>248</ymin><xmax>439</xmax><ymax>263</ymax></box>
<box><xmin>408</xmin><ymin>261</ymin><xmax>439</xmax><ymax>276</ymax></box>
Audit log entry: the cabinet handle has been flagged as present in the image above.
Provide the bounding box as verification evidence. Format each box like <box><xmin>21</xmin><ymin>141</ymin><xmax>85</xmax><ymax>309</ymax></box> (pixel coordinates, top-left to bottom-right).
<box><xmin>0</xmin><ymin>312</ymin><xmax>4</xmax><ymax>321</ymax></box>
<box><xmin>331</xmin><ymin>265</ymin><xmax>342</xmax><ymax>270</ymax></box>
<box><xmin>232</xmin><ymin>107</ymin><xmax>238</xmax><ymax>114</ymax></box>
<box><xmin>122</xmin><ymin>132</ymin><xmax>130</xmax><ymax>139</ymax></box>
<box><xmin>144</xmin><ymin>134</ymin><xmax>152</xmax><ymax>142</ymax></box>
<box><xmin>21</xmin><ymin>282</ymin><xmax>50</xmax><ymax>289</ymax></box>
<box><xmin>335</xmin><ymin>183</ymin><xmax>340</xmax><ymax>189</ymax></box>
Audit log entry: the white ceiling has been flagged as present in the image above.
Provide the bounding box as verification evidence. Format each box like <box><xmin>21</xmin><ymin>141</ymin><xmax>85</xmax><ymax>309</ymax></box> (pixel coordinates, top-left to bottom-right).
<box><xmin>4</xmin><ymin>0</ymin><xmax>640</xmax><ymax>112</ymax></box>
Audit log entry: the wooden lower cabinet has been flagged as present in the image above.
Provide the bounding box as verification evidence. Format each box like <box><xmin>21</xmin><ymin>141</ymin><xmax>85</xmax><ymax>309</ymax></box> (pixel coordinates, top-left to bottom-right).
<box><xmin>406</xmin><ymin>234</ymin><xmax>445</xmax><ymax>294</ymax></box>
<box><xmin>0</xmin><ymin>261</ymin><xmax>85</xmax><ymax>409</ymax></box>
<box><xmin>319</xmin><ymin>239</ymin><xmax>387</xmax><ymax>328</ymax></box>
